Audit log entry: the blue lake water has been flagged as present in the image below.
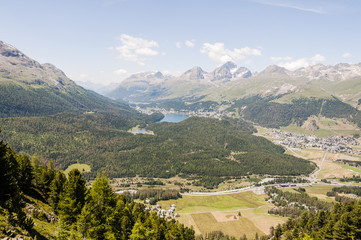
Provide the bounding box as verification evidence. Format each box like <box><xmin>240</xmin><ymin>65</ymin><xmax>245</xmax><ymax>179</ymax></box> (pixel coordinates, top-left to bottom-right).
<box><xmin>159</xmin><ymin>114</ymin><xmax>189</xmax><ymax>123</ymax></box>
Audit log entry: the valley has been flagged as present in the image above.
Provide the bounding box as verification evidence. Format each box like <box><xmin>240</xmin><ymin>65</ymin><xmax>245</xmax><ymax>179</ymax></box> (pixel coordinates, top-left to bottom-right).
<box><xmin>1</xmin><ymin>39</ymin><xmax>361</xmax><ymax>239</ymax></box>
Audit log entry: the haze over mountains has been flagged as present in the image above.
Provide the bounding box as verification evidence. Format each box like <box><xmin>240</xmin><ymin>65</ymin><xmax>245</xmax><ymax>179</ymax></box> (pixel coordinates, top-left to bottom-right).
<box><xmin>108</xmin><ymin>59</ymin><xmax>361</xmax><ymax>108</ymax></box>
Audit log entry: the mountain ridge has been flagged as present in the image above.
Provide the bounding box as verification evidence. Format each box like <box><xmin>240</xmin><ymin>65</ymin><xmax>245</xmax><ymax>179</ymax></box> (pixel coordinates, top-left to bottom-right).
<box><xmin>0</xmin><ymin>40</ymin><xmax>135</xmax><ymax>117</ymax></box>
<box><xmin>107</xmin><ymin>60</ymin><xmax>361</xmax><ymax>106</ymax></box>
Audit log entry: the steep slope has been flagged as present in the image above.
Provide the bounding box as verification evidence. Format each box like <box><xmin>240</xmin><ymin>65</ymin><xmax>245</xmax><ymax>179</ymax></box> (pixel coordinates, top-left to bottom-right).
<box><xmin>108</xmin><ymin>62</ymin><xmax>252</xmax><ymax>102</ymax></box>
<box><xmin>107</xmin><ymin>71</ymin><xmax>173</xmax><ymax>102</ymax></box>
<box><xmin>0</xmin><ymin>40</ymin><xmax>132</xmax><ymax>117</ymax></box>
<box><xmin>200</xmin><ymin>63</ymin><xmax>361</xmax><ymax>107</ymax></box>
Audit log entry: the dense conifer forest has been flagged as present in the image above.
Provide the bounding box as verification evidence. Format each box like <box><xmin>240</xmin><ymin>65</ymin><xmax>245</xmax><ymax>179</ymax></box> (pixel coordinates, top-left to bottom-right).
<box><xmin>0</xmin><ymin>136</ymin><xmax>195</xmax><ymax>239</ymax></box>
<box><xmin>272</xmin><ymin>200</ymin><xmax>361</xmax><ymax>240</ymax></box>
<box><xmin>0</xmin><ymin>116</ymin><xmax>315</xmax><ymax>179</ymax></box>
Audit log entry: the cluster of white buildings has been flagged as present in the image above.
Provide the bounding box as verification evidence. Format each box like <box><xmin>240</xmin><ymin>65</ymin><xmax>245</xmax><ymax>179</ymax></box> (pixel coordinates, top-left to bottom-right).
<box><xmin>145</xmin><ymin>203</ymin><xmax>179</xmax><ymax>219</ymax></box>
<box><xmin>270</xmin><ymin>130</ymin><xmax>361</xmax><ymax>155</ymax></box>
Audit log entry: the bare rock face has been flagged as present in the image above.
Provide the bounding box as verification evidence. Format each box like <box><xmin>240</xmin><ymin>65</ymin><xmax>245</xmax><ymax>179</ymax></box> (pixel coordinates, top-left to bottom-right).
<box><xmin>0</xmin><ymin>40</ymin><xmax>74</xmax><ymax>88</ymax></box>
<box><xmin>210</xmin><ymin>61</ymin><xmax>252</xmax><ymax>83</ymax></box>
<box><xmin>291</xmin><ymin>63</ymin><xmax>361</xmax><ymax>81</ymax></box>
<box><xmin>181</xmin><ymin>66</ymin><xmax>206</xmax><ymax>80</ymax></box>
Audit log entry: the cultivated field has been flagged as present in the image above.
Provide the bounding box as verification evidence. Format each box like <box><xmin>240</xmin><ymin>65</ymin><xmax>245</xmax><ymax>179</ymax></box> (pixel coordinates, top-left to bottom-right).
<box><xmin>157</xmin><ymin>191</ymin><xmax>287</xmax><ymax>238</ymax></box>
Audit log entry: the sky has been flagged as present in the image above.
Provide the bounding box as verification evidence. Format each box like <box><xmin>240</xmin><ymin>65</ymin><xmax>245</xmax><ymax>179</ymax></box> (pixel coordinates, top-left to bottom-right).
<box><xmin>1</xmin><ymin>0</ymin><xmax>361</xmax><ymax>86</ymax></box>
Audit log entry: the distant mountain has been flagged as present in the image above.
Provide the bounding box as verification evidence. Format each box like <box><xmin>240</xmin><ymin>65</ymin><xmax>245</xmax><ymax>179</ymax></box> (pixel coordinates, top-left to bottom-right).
<box><xmin>108</xmin><ymin>60</ymin><xmax>361</xmax><ymax>107</ymax></box>
<box><xmin>199</xmin><ymin>62</ymin><xmax>361</xmax><ymax>108</ymax></box>
<box><xmin>210</xmin><ymin>61</ymin><xmax>252</xmax><ymax>84</ymax></box>
<box><xmin>108</xmin><ymin>61</ymin><xmax>252</xmax><ymax>102</ymax></box>
<box><xmin>0</xmin><ymin>40</ymin><xmax>133</xmax><ymax>117</ymax></box>
<box><xmin>106</xmin><ymin>59</ymin><xmax>361</xmax><ymax>129</ymax></box>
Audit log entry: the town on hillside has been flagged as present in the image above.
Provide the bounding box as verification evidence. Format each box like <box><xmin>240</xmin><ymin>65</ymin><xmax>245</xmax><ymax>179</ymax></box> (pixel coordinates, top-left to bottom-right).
<box><xmin>269</xmin><ymin>129</ymin><xmax>361</xmax><ymax>155</ymax></box>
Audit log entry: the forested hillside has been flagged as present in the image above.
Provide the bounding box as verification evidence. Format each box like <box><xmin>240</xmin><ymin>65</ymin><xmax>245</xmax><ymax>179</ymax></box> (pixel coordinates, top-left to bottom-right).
<box><xmin>273</xmin><ymin>200</ymin><xmax>361</xmax><ymax>240</ymax></box>
<box><xmin>230</xmin><ymin>95</ymin><xmax>361</xmax><ymax>128</ymax></box>
<box><xmin>0</xmin><ymin>40</ymin><xmax>141</xmax><ymax>118</ymax></box>
<box><xmin>0</xmin><ymin>137</ymin><xmax>195</xmax><ymax>239</ymax></box>
<box><xmin>0</xmin><ymin>81</ymin><xmax>137</xmax><ymax>117</ymax></box>
<box><xmin>0</xmin><ymin>116</ymin><xmax>315</xmax><ymax>179</ymax></box>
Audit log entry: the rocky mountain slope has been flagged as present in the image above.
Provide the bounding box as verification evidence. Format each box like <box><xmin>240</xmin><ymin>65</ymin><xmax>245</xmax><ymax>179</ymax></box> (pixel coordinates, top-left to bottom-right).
<box><xmin>0</xmin><ymin>40</ymin><xmax>133</xmax><ymax>117</ymax></box>
<box><xmin>108</xmin><ymin>61</ymin><xmax>253</xmax><ymax>102</ymax></box>
<box><xmin>198</xmin><ymin>63</ymin><xmax>361</xmax><ymax>108</ymax></box>
<box><xmin>109</xmin><ymin>60</ymin><xmax>361</xmax><ymax>109</ymax></box>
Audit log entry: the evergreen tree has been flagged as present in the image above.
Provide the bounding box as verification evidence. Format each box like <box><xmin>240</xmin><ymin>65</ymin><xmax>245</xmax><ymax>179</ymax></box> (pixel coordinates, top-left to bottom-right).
<box><xmin>130</xmin><ymin>219</ymin><xmax>147</xmax><ymax>240</ymax></box>
<box><xmin>78</xmin><ymin>175</ymin><xmax>117</xmax><ymax>239</ymax></box>
<box><xmin>58</xmin><ymin>169</ymin><xmax>86</xmax><ymax>226</ymax></box>
<box><xmin>0</xmin><ymin>141</ymin><xmax>20</xmax><ymax>211</ymax></box>
<box><xmin>48</xmin><ymin>171</ymin><xmax>67</xmax><ymax>213</ymax></box>
<box><xmin>16</xmin><ymin>154</ymin><xmax>34</xmax><ymax>193</ymax></box>
<box><xmin>0</xmin><ymin>140</ymin><xmax>33</xmax><ymax>229</ymax></box>
<box><xmin>33</xmin><ymin>159</ymin><xmax>56</xmax><ymax>198</ymax></box>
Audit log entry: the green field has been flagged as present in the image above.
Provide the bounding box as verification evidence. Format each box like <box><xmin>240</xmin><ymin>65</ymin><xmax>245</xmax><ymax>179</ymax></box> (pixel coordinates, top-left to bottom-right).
<box><xmin>191</xmin><ymin>212</ymin><xmax>263</xmax><ymax>239</ymax></box>
<box><xmin>158</xmin><ymin>191</ymin><xmax>266</xmax><ymax>213</ymax></box>
<box><xmin>64</xmin><ymin>163</ymin><xmax>91</xmax><ymax>175</ymax></box>
<box><xmin>303</xmin><ymin>185</ymin><xmax>335</xmax><ymax>202</ymax></box>
<box><xmin>158</xmin><ymin>191</ymin><xmax>287</xmax><ymax>238</ymax></box>
<box><xmin>342</xmin><ymin>165</ymin><xmax>361</xmax><ymax>174</ymax></box>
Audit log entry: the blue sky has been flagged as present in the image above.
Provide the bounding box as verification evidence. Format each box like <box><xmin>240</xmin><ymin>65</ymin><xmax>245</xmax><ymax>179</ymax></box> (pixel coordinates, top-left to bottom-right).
<box><xmin>1</xmin><ymin>0</ymin><xmax>360</xmax><ymax>85</ymax></box>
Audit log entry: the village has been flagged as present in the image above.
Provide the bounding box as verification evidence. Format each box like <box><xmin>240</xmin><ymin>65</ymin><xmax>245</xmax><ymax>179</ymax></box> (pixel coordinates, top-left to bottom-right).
<box><xmin>269</xmin><ymin>129</ymin><xmax>361</xmax><ymax>155</ymax></box>
<box><xmin>135</xmin><ymin>106</ymin><xmax>231</xmax><ymax>119</ymax></box>
<box><xmin>144</xmin><ymin>202</ymin><xmax>180</xmax><ymax>219</ymax></box>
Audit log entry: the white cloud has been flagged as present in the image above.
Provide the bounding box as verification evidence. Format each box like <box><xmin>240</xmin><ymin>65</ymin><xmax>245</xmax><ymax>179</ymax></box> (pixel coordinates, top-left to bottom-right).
<box><xmin>200</xmin><ymin>42</ymin><xmax>261</xmax><ymax>64</ymax></box>
<box><xmin>175</xmin><ymin>42</ymin><xmax>181</xmax><ymax>48</ymax></box>
<box><xmin>342</xmin><ymin>52</ymin><xmax>351</xmax><ymax>58</ymax></box>
<box><xmin>274</xmin><ymin>54</ymin><xmax>326</xmax><ymax>70</ymax></box>
<box><xmin>185</xmin><ymin>40</ymin><xmax>195</xmax><ymax>48</ymax></box>
<box><xmin>310</xmin><ymin>54</ymin><xmax>326</xmax><ymax>62</ymax></box>
<box><xmin>112</xmin><ymin>34</ymin><xmax>159</xmax><ymax>65</ymax></box>
<box><xmin>113</xmin><ymin>68</ymin><xmax>128</xmax><ymax>75</ymax></box>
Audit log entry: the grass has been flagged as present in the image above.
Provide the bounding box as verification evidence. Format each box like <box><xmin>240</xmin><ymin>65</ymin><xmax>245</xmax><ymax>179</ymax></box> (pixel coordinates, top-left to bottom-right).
<box><xmin>191</xmin><ymin>212</ymin><xmax>263</xmax><ymax>239</ymax></box>
<box><xmin>64</xmin><ymin>163</ymin><xmax>91</xmax><ymax>175</ymax></box>
<box><xmin>303</xmin><ymin>185</ymin><xmax>335</xmax><ymax>202</ymax></box>
<box><xmin>158</xmin><ymin>192</ymin><xmax>266</xmax><ymax>213</ymax></box>
<box><xmin>342</xmin><ymin>165</ymin><xmax>361</xmax><ymax>174</ymax></box>
<box><xmin>158</xmin><ymin>191</ymin><xmax>287</xmax><ymax>238</ymax></box>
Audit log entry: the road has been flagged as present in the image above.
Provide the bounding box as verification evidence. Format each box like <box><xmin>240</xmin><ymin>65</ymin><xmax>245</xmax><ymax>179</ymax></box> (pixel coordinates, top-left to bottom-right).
<box><xmin>310</xmin><ymin>151</ymin><xmax>327</xmax><ymax>182</ymax></box>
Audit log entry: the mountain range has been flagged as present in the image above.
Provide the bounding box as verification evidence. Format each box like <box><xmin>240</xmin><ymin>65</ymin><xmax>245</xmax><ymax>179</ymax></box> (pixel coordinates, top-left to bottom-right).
<box><xmin>108</xmin><ymin>61</ymin><xmax>361</xmax><ymax>109</ymax></box>
<box><xmin>107</xmin><ymin>61</ymin><xmax>253</xmax><ymax>102</ymax></box>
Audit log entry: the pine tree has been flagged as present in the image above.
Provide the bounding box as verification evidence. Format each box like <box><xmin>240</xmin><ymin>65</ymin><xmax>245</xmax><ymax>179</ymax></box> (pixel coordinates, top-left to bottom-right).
<box><xmin>0</xmin><ymin>141</ymin><xmax>20</xmax><ymax>210</ymax></box>
<box><xmin>130</xmin><ymin>219</ymin><xmax>147</xmax><ymax>240</ymax></box>
<box><xmin>16</xmin><ymin>154</ymin><xmax>34</xmax><ymax>193</ymax></box>
<box><xmin>78</xmin><ymin>174</ymin><xmax>117</xmax><ymax>239</ymax></box>
<box><xmin>58</xmin><ymin>169</ymin><xmax>86</xmax><ymax>226</ymax></box>
<box><xmin>48</xmin><ymin>171</ymin><xmax>67</xmax><ymax>213</ymax></box>
<box><xmin>0</xmin><ymin>140</ymin><xmax>32</xmax><ymax>229</ymax></box>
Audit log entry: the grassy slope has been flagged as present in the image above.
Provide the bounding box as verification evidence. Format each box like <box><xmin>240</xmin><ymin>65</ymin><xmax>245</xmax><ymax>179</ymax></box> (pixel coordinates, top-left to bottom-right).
<box><xmin>0</xmin><ymin>79</ymin><xmax>134</xmax><ymax>118</ymax></box>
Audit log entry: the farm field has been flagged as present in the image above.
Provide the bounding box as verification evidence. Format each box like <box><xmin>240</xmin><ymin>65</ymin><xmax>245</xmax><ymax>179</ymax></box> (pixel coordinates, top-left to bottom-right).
<box><xmin>303</xmin><ymin>185</ymin><xmax>335</xmax><ymax>202</ymax></box>
<box><xmin>157</xmin><ymin>191</ymin><xmax>287</xmax><ymax>238</ymax></box>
